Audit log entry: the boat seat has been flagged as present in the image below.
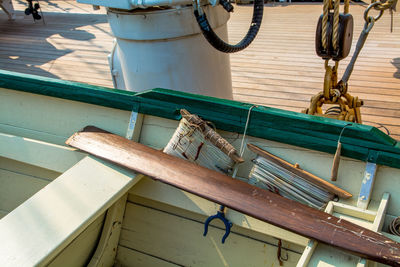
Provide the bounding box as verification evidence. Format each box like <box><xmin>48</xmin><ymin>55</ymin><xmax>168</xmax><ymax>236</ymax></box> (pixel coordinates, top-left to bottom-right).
<box><xmin>0</xmin><ymin>156</ymin><xmax>141</xmax><ymax>266</ymax></box>
<box><xmin>297</xmin><ymin>193</ymin><xmax>399</xmax><ymax>267</ymax></box>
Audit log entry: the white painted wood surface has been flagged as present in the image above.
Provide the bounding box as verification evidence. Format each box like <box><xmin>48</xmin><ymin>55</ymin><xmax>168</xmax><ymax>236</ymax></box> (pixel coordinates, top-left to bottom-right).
<box><xmin>0</xmin><ymin>210</ymin><xmax>7</xmax><ymax>219</ymax></box>
<box><xmin>48</xmin><ymin>213</ymin><xmax>106</xmax><ymax>267</ymax></box>
<box><xmin>0</xmin><ymin>132</ymin><xmax>85</xmax><ymax>172</ymax></box>
<box><xmin>357</xmin><ymin>193</ymin><xmax>391</xmax><ymax>267</ymax></box>
<box><xmin>88</xmin><ymin>193</ymin><xmax>131</xmax><ymax>267</ymax></box>
<box><xmin>117</xmin><ymin>200</ymin><xmax>302</xmax><ymax>267</ymax></box>
<box><xmin>0</xmin><ymin>88</ymin><xmax>131</xmax><ymax>146</ymax></box>
<box><xmin>0</xmin><ymin>156</ymin><xmax>60</xmax><ymax>180</ymax></box>
<box><xmin>296</xmin><ymin>202</ymin><xmax>334</xmax><ymax>267</ymax></box>
<box><xmin>0</xmin><ymin>156</ymin><xmax>141</xmax><ymax>267</ymax></box>
<box><xmin>299</xmin><ymin>194</ymin><xmax>391</xmax><ymax>267</ymax></box>
<box><xmin>0</xmin><ymin>167</ymin><xmax>49</xmax><ymax>212</ymax></box>
<box><xmin>116</xmin><ymin>246</ymin><xmax>180</xmax><ymax>267</ymax></box>
<box><xmin>129</xmin><ymin>176</ymin><xmax>309</xmax><ymax>247</ymax></box>
<box><xmin>0</xmin><ymin>157</ymin><xmax>59</xmax><ymax>216</ymax></box>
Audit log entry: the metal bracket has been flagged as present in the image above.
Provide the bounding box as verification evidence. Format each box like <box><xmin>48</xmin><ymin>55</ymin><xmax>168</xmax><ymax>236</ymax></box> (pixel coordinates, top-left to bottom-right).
<box><xmin>357</xmin><ymin>162</ymin><xmax>378</xmax><ymax>209</ymax></box>
<box><xmin>125</xmin><ymin>110</ymin><xmax>143</xmax><ymax>142</ymax></box>
<box><xmin>203</xmin><ymin>205</ymin><xmax>232</xmax><ymax>244</ymax></box>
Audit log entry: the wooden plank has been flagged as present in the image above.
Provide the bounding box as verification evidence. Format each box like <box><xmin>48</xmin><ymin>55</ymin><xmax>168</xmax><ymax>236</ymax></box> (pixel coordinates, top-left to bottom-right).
<box><xmin>48</xmin><ymin>213</ymin><xmax>106</xmax><ymax>267</ymax></box>
<box><xmin>129</xmin><ymin>178</ymin><xmax>309</xmax><ymax>246</ymax></box>
<box><xmin>0</xmin><ymin>87</ymin><xmax>131</xmax><ymax>146</ymax></box>
<box><xmin>0</xmin><ymin>168</ymin><xmax>50</xmax><ymax>212</ymax></box>
<box><xmin>128</xmin><ymin>193</ymin><xmax>307</xmax><ymax>252</ymax></box>
<box><xmin>295</xmin><ymin>202</ymin><xmax>334</xmax><ymax>267</ymax></box>
<box><xmin>371</xmin><ymin>193</ymin><xmax>390</xmax><ymax>232</ymax></box>
<box><xmin>88</xmin><ymin>194</ymin><xmax>130</xmax><ymax>267</ymax></box>
<box><xmin>0</xmin><ymin>210</ymin><xmax>8</xmax><ymax>220</ymax></box>
<box><xmin>66</xmin><ymin>126</ymin><xmax>400</xmax><ymax>266</ymax></box>
<box><xmin>116</xmin><ymin>246</ymin><xmax>181</xmax><ymax>267</ymax></box>
<box><xmin>0</xmin><ymin>132</ymin><xmax>85</xmax><ymax>173</ymax></box>
<box><xmin>0</xmin><ymin>156</ymin><xmax>141</xmax><ymax>267</ymax></box>
<box><xmin>358</xmin><ymin>193</ymin><xmax>391</xmax><ymax>267</ymax></box>
<box><xmin>333</xmin><ymin>202</ymin><xmax>377</xmax><ymax>222</ymax></box>
<box><xmin>0</xmin><ymin>156</ymin><xmax>60</xmax><ymax>181</ymax></box>
<box><xmin>119</xmin><ymin>202</ymin><xmax>301</xmax><ymax>266</ymax></box>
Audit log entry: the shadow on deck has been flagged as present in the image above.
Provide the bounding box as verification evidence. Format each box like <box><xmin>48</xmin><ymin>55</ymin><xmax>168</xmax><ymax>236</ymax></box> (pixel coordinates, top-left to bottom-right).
<box><xmin>0</xmin><ymin>10</ymin><xmax>107</xmax><ymax>79</ymax></box>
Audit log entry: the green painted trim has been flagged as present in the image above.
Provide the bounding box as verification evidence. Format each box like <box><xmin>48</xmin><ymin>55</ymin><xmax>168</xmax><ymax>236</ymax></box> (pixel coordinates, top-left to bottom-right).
<box><xmin>1</xmin><ymin>69</ymin><xmax>400</xmax><ymax>169</ymax></box>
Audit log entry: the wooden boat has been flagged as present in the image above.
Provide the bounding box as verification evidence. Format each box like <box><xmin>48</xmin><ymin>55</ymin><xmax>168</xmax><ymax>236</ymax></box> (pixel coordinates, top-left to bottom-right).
<box><xmin>1</xmin><ymin>69</ymin><xmax>400</xmax><ymax>266</ymax></box>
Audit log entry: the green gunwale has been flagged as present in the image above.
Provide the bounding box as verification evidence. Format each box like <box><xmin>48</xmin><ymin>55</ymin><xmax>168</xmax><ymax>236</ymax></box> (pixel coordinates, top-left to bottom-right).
<box><xmin>1</xmin><ymin>69</ymin><xmax>399</xmax><ymax>169</ymax></box>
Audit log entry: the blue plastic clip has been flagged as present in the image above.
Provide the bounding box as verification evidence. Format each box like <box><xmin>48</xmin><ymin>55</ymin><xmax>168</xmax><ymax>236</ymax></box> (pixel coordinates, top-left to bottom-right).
<box><xmin>203</xmin><ymin>205</ymin><xmax>232</xmax><ymax>243</ymax></box>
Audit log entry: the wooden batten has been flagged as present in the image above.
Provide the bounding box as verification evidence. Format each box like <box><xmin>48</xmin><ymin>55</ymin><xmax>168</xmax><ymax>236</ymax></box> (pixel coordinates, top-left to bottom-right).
<box><xmin>247</xmin><ymin>143</ymin><xmax>352</xmax><ymax>199</ymax></box>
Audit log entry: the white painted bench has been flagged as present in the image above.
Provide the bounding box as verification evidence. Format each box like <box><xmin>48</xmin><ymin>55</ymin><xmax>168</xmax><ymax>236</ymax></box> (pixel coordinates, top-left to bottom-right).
<box><xmin>0</xmin><ymin>155</ymin><xmax>142</xmax><ymax>266</ymax></box>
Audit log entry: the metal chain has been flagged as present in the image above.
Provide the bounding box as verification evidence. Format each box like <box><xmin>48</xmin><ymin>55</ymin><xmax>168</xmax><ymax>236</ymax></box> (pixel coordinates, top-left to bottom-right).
<box><xmin>371</xmin><ymin>0</ymin><xmax>397</xmax><ymax>10</ymax></box>
<box><xmin>305</xmin><ymin>0</ymin><xmax>394</xmax><ymax>123</ymax></box>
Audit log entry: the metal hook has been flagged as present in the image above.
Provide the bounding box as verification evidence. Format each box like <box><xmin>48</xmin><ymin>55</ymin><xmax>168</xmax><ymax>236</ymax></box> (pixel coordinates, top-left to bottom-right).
<box><xmin>203</xmin><ymin>205</ymin><xmax>232</xmax><ymax>244</ymax></box>
<box><xmin>277</xmin><ymin>239</ymin><xmax>289</xmax><ymax>266</ymax></box>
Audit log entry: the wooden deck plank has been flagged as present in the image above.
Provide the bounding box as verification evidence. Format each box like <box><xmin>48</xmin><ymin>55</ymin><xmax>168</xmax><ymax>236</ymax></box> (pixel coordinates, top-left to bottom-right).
<box><xmin>0</xmin><ymin>1</ymin><xmax>399</xmax><ymax>140</ymax></box>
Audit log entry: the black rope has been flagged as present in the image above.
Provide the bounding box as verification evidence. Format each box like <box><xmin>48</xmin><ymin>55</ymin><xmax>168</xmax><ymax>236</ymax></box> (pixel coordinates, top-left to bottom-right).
<box><xmin>194</xmin><ymin>0</ymin><xmax>264</xmax><ymax>53</ymax></box>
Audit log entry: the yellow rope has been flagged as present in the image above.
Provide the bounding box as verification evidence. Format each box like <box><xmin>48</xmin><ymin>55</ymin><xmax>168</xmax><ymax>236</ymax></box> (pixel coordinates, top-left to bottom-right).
<box><xmin>344</xmin><ymin>0</ymin><xmax>349</xmax><ymax>14</ymax></box>
<box><xmin>332</xmin><ymin>0</ymin><xmax>340</xmax><ymax>50</ymax></box>
<box><xmin>322</xmin><ymin>0</ymin><xmax>330</xmax><ymax>50</ymax></box>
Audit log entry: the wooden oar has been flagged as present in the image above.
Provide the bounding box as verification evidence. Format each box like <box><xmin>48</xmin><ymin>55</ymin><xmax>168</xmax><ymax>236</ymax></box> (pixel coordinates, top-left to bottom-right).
<box><xmin>66</xmin><ymin>126</ymin><xmax>400</xmax><ymax>266</ymax></box>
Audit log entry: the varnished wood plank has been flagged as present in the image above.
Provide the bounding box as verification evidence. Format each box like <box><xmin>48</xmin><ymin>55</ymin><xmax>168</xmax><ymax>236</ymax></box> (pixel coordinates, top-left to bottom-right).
<box><xmin>66</xmin><ymin>126</ymin><xmax>400</xmax><ymax>266</ymax></box>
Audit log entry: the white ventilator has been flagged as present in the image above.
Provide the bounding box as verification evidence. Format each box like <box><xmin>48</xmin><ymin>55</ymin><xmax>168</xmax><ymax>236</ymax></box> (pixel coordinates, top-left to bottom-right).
<box><xmin>77</xmin><ymin>0</ymin><xmax>232</xmax><ymax>98</ymax></box>
<box><xmin>77</xmin><ymin>0</ymin><xmax>263</xmax><ymax>98</ymax></box>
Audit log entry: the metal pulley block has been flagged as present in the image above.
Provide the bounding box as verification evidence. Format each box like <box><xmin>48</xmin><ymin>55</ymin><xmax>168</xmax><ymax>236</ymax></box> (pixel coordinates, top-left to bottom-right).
<box><xmin>315</xmin><ymin>13</ymin><xmax>354</xmax><ymax>61</ymax></box>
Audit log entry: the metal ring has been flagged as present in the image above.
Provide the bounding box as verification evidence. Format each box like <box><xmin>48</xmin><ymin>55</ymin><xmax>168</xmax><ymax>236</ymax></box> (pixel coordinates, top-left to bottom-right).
<box><xmin>364</xmin><ymin>2</ymin><xmax>384</xmax><ymax>23</ymax></box>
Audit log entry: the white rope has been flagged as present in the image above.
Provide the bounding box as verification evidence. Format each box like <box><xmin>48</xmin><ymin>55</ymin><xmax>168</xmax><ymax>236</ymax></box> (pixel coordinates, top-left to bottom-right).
<box><xmin>232</xmin><ymin>105</ymin><xmax>258</xmax><ymax>178</ymax></box>
<box><xmin>239</xmin><ymin>105</ymin><xmax>257</xmax><ymax>157</ymax></box>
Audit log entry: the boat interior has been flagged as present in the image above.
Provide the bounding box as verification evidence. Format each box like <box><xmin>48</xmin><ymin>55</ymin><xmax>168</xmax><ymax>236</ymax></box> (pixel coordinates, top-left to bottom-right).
<box><xmin>0</xmin><ymin>70</ymin><xmax>400</xmax><ymax>266</ymax></box>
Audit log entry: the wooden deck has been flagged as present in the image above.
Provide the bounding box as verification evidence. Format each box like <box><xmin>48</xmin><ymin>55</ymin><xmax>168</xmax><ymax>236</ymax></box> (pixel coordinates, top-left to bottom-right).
<box><xmin>1</xmin><ymin>1</ymin><xmax>399</xmax><ymax>139</ymax></box>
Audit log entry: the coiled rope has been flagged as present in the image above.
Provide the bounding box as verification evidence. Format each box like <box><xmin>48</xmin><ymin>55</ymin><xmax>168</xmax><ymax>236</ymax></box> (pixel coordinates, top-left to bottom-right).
<box><xmin>389</xmin><ymin>217</ymin><xmax>400</xmax><ymax>236</ymax></box>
